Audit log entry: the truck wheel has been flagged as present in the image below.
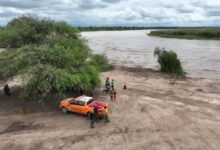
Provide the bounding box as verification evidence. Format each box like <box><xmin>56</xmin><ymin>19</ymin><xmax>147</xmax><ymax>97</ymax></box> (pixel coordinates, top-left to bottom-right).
<box><xmin>61</xmin><ymin>107</ymin><xmax>68</xmax><ymax>114</ymax></box>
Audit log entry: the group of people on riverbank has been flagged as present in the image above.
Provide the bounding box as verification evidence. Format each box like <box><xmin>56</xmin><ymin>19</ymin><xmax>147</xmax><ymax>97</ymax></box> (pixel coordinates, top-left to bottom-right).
<box><xmin>104</xmin><ymin>77</ymin><xmax>117</xmax><ymax>101</ymax></box>
<box><xmin>89</xmin><ymin>77</ymin><xmax>118</xmax><ymax>128</ymax></box>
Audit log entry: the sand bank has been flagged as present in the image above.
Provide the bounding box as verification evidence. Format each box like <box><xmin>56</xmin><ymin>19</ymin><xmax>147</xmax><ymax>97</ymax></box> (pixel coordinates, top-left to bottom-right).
<box><xmin>0</xmin><ymin>66</ymin><xmax>220</xmax><ymax>150</ymax></box>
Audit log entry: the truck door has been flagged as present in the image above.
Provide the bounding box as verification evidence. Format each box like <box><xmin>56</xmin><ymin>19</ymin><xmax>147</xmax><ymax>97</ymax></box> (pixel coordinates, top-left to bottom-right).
<box><xmin>69</xmin><ymin>100</ymin><xmax>80</xmax><ymax>112</ymax></box>
<box><xmin>69</xmin><ymin>100</ymin><xmax>85</xmax><ymax>114</ymax></box>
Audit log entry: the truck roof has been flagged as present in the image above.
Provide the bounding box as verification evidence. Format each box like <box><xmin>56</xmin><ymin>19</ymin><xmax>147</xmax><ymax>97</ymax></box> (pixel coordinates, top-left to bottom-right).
<box><xmin>75</xmin><ymin>95</ymin><xmax>93</xmax><ymax>102</ymax></box>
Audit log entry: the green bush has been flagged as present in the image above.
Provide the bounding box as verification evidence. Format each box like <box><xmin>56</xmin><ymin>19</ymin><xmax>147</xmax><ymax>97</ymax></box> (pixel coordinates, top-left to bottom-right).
<box><xmin>90</xmin><ymin>54</ymin><xmax>114</xmax><ymax>72</ymax></box>
<box><xmin>154</xmin><ymin>47</ymin><xmax>184</xmax><ymax>75</ymax></box>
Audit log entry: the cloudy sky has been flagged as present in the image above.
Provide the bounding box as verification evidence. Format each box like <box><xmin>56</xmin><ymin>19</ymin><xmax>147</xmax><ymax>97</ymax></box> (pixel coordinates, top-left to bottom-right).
<box><xmin>0</xmin><ymin>0</ymin><xmax>220</xmax><ymax>26</ymax></box>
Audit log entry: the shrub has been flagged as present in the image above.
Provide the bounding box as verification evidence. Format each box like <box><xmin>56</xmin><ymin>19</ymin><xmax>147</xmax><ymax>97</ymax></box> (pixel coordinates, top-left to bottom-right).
<box><xmin>154</xmin><ymin>47</ymin><xmax>184</xmax><ymax>75</ymax></box>
<box><xmin>90</xmin><ymin>54</ymin><xmax>114</xmax><ymax>72</ymax></box>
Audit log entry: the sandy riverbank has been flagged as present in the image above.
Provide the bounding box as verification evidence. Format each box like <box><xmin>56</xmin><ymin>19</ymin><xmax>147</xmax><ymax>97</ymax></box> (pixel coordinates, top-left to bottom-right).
<box><xmin>0</xmin><ymin>66</ymin><xmax>220</xmax><ymax>150</ymax></box>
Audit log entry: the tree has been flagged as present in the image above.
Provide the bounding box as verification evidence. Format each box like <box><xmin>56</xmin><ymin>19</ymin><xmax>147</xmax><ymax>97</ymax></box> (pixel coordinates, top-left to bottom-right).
<box><xmin>0</xmin><ymin>16</ymin><xmax>104</xmax><ymax>103</ymax></box>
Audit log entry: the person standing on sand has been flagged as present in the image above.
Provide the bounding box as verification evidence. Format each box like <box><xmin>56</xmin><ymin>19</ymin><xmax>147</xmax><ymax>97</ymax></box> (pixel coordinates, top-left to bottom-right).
<box><xmin>110</xmin><ymin>90</ymin><xmax>114</xmax><ymax>101</ymax></box>
<box><xmin>106</xmin><ymin>77</ymin><xmax>109</xmax><ymax>85</ymax></box>
<box><xmin>111</xmin><ymin>79</ymin><xmax>115</xmax><ymax>90</ymax></box>
<box><xmin>113</xmin><ymin>90</ymin><xmax>117</xmax><ymax>101</ymax></box>
<box><xmin>110</xmin><ymin>89</ymin><xmax>117</xmax><ymax>101</ymax></box>
<box><xmin>89</xmin><ymin>109</ymin><xmax>95</xmax><ymax>128</ymax></box>
<box><xmin>107</xmin><ymin>82</ymin><xmax>111</xmax><ymax>92</ymax></box>
<box><xmin>4</xmin><ymin>84</ymin><xmax>11</xmax><ymax>96</ymax></box>
<box><xmin>102</xmin><ymin>106</ymin><xmax>110</xmax><ymax>123</ymax></box>
<box><xmin>94</xmin><ymin>106</ymin><xmax>99</xmax><ymax>122</ymax></box>
<box><xmin>104</xmin><ymin>77</ymin><xmax>111</xmax><ymax>94</ymax></box>
<box><xmin>106</xmin><ymin>77</ymin><xmax>111</xmax><ymax>92</ymax></box>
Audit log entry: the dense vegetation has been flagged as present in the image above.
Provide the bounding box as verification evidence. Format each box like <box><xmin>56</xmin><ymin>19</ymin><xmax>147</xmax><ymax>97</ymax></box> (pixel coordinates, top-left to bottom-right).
<box><xmin>148</xmin><ymin>28</ymin><xmax>220</xmax><ymax>40</ymax></box>
<box><xmin>154</xmin><ymin>47</ymin><xmax>184</xmax><ymax>75</ymax></box>
<box><xmin>77</xmin><ymin>26</ymin><xmax>179</xmax><ymax>31</ymax></box>
<box><xmin>0</xmin><ymin>17</ymin><xmax>78</xmax><ymax>48</ymax></box>
<box><xmin>0</xmin><ymin>16</ymin><xmax>112</xmax><ymax>103</ymax></box>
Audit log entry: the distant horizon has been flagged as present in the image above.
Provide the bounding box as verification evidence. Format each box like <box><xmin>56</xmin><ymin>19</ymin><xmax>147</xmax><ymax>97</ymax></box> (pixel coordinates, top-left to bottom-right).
<box><xmin>76</xmin><ymin>26</ymin><xmax>220</xmax><ymax>28</ymax></box>
<box><xmin>1</xmin><ymin>25</ymin><xmax>220</xmax><ymax>28</ymax></box>
<box><xmin>1</xmin><ymin>19</ymin><xmax>220</xmax><ymax>28</ymax></box>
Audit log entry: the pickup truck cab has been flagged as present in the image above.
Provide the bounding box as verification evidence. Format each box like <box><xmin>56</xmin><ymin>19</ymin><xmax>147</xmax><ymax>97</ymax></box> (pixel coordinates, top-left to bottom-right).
<box><xmin>59</xmin><ymin>95</ymin><xmax>108</xmax><ymax>116</ymax></box>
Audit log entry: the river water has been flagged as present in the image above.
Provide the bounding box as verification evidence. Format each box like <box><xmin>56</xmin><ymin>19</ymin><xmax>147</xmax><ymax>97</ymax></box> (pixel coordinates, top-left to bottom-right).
<box><xmin>82</xmin><ymin>30</ymin><xmax>220</xmax><ymax>79</ymax></box>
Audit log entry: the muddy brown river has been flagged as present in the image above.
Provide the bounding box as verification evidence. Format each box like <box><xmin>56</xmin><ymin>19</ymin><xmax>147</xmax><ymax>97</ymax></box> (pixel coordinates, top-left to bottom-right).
<box><xmin>82</xmin><ymin>30</ymin><xmax>220</xmax><ymax>80</ymax></box>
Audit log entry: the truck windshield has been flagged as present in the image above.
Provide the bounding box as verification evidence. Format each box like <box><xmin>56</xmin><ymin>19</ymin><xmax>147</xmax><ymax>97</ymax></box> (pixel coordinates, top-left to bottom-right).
<box><xmin>87</xmin><ymin>99</ymin><xmax>94</xmax><ymax>105</ymax></box>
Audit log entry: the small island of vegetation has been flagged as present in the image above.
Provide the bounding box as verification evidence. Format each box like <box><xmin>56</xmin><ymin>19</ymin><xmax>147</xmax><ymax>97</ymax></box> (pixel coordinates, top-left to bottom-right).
<box><xmin>148</xmin><ymin>28</ymin><xmax>220</xmax><ymax>40</ymax></box>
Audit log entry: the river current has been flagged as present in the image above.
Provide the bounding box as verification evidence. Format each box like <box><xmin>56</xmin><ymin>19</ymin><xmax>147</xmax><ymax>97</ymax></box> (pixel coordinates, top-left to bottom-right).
<box><xmin>82</xmin><ymin>30</ymin><xmax>220</xmax><ymax>79</ymax></box>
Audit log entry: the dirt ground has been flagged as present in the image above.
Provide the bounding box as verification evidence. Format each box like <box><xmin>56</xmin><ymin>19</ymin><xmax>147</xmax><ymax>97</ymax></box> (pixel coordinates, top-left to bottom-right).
<box><xmin>0</xmin><ymin>66</ymin><xmax>220</xmax><ymax>150</ymax></box>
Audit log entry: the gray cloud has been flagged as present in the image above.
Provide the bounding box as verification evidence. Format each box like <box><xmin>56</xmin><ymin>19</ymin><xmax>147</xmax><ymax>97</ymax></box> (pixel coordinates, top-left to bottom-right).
<box><xmin>206</xmin><ymin>9</ymin><xmax>220</xmax><ymax>17</ymax></box>
<box><xmin>0</xmin><ymin>0</ymin><xmax>44</xmax><ymax>9</ymax></box>
<box><xmin>0</xmin><ymin>0</ymin><xmax>220</xmax><ymax>26</ymax></box>
<box><xmin>78</xmin><ymin>0</ymin><xmax>107</xmax><ymax>10</ymax></box>
<box><xmin>176</xmin><ymin>6</ymin><xmax>194</xmax><ymax>13</ymax></box>
<box><xmin>161</xmin><ymin>3</ymin><xmax>174</xmax><ymax>9</ymax></box>
<box><xmin>139</xmin><ymin>10</ymin><xmax>151</xmax><ymax>18</ymax></box>
<box><xmin>191</xmin><ymin>0</ymin><xmax>220</xmax><ymax>9</ymax></box>
<box><xmin>101</xmin><ymin>0</ymin><xmax>122</xmax><ymax>3</ymax></box>
<box><xmin>0</xmin><ymin>11</ymin><xmax>19</xmax><ymax>17</ymax></box>
<box><xmin>190</xmin><ymin>1</ymin><xmax>220</xmax><ymax>17</ymax></box>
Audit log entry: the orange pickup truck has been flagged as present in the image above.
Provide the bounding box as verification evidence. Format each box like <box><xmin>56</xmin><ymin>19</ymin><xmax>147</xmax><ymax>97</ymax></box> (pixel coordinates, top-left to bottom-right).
<box><xmin>59</xmin><ymin>95</ymin><xmax>108</xmax><ymax>116</ymax></box>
